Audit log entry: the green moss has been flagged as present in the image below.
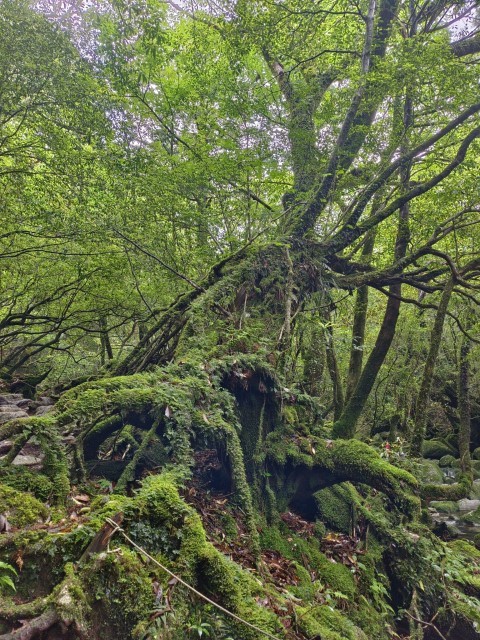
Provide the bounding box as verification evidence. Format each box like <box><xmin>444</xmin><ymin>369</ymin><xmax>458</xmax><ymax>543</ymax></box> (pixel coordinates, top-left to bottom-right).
<box><xmin>421</xmin><ymin>472</ymin><xmax>472</xmax><ymax>501</ymax></box>
<box><xmin>448</xmin><ymin>538</ymin><xmax>480</xmax><ymax>561</ymax></box>
<box><xmin>429</xmin><ymin>501</ymin><xmax>458</xmax><ymax>514</ymax></box>
<box><xmin>219</xmin><ymin>512</ymin><xmax>238</xmax><ymax>539</ymax></box>
<box><xmin>0</xmin><ymin>484</ymin><xmax>48</xmax><ymax>527</ymax></box>
<box><xmin>196</xmin><ymin>545</ymin><xmax>243</xmax><ymax>611</ymax></box>
<box><xmin>259</xmin><ymin>526</ymin><xmax>356</xmax><ymax>600</ymax></box>
<box><xmin>422</xmin><ymin>439</ymin><xmax>457</xmax><ymax>459</ymax></box>
<box><xmin>296</xmin><ymin>605</ymin><xmax>367</xmax><ymax>640</ymax></box>
<box><xmin>314</xmin><ymin>484</ymin><xmax>353</xmax><ymax>534</ymax></box>
<box><xmin>86</xmin><ymin>547</ymin><xmax>153</xmax><ymax>638</ymax></box>
<box><xmin>196</xmin><ymin>540</ymin><xmax>280</xmax><ymax>638</ymax></box>
<box><xmin>439</xmin><ymin>454</ymin><xmax>457</xmax><ymax>467</ymax></box>
<box><xmin>0</xmin><ymin>467</ymin><xmax>53</xmax><ymax>501</ymax></box>
<box><xmin>327</xmin><ymin>440</ymin><xmax>419</xmax><ymax>515</ymax></box>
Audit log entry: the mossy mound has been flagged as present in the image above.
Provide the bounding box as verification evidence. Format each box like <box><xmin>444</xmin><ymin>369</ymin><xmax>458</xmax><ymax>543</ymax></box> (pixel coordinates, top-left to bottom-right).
<box><xmin>0</xmin><ymin>466</ymin><xmax>53</xmax><ymax>501</ymax></box>
<box><xmin>422</xmin><ymin>439</ymin><xmax>457</xmax><ymax>459</ymax></box>
<box><xmin>297</xmin><ymin>605</ymin><xmax>368</xmax><ymax>640</ymax></box>
<box><xmin>462</xmin><ymin>506</ymin><xmax>480</xmax><ymax>525</ymax></box>
<box><xmin>430</xmin><ymin>501</ymin><xmax>458</xmax><ymax>514</ymax></box>
<box><xmin>314</xmin><ymin>484</ymin><xmax>353</xmax><ymax>534</ymax></box>
<box><xmin>439</xmin><ymin>454</ymin><xmax>457</xmax><ymax>468</ymax></box>
<box><xmin>0</xmin><ymin>484</ymin><xmax>48</xmax><ymax>527</ymax></box>
<box><xmin>410</xmin><ymin>459</ymin><xmax>444</xmax><ymax>484</ymax></box>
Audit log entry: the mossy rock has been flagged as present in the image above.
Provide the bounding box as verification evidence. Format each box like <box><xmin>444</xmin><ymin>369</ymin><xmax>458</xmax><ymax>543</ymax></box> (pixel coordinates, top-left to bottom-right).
<box><xmin>462</xmin><ymin>506</ymin><xmax>480</xmax><ymax>525</ymax></box>
<box><xmin>296</xmin><ymin>604</ymin><xmax>368</xmax><ymax>640</ymax></box>
<box><xmin>469</xmin><ymin>480</ymin><xmax>480</xmax><ymax>500</ymax></box>
<box><xmin>439</xmin><ymin>455</ymin><xmax>457</xmax><ymax>468</ymax></box>
<box><xmin>0</xmin><ymin>484</ymin><xmax>48</xmax><ymax>527</ymax></box>
<box><xmin>422</xmin><ymin>439</ymin><xmax>457</xmax><ymax>460</ymax></box>
<box><xmin>474</xmin><ymin>533</ymin><xmax>480</xmax><ymax>550</ymax></box>
<box><xmin>471</xmin><ymin>460</ymin><xmax>480</xmax><ymax>480</ymax></box>
<box><xmin>430</xmin><ymin>500</ymin><xmax>458</xmax><ymax>514</ymax></box>
<box><xmin>448</xmin><ymin>539</ymin><xmax>480</xmax><ymax>561</ymax></box>
<box><xmin>314</xmin><ymin>484</ymin><xmax>352</xmax><ymax>534</ymax></box>
<box><xmin>472</xmin><ymin>447</ymin><xmax>480</xmax><ymax>461</ymax></box>
<box><xmin>412</xmin><ymin>460</ymin><xmax>444</xmax><ymax>484</ymax></box>
<box><xmin>86</xmin><ymin>548</ymin><xmax>153</xmax><ymax>640</ymax></box>
<box><xmin>0</xmin><ymin>467</ymin><xmax>54</xmax><ymax>501</ymax></box>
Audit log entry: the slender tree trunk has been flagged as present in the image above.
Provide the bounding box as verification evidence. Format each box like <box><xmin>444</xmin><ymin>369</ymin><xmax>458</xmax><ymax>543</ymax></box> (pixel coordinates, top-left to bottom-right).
<box><xmin>345</xmin><ymin>229</ymin><xmax>377</xmax><ymax>400</ymax></box>
<box><xmin>99</xmin><ymin>318</ymin><xmax>113</xmax><ymax>364</ymax></box>
<box><xmin>332</xmin><ymin>287</ymin><xmax>401</xmax><ymax>438</ymax></box>
<box><xmin>332</xmin><ymin>89</ymin><xmax>414</xmax><ymax>439</ymax></box>
<box><xmin>409</xmin><ymin>276</ymin><xmax>455</xmax><ymax>456</ymax></box>
<box><xmin>302</xmin><ymin>321</ymin><xmax>325</xmax><ymax>397</ymax></box>
<box><xmin>322</xmin><ymin>307</ymin><xmax>345</xmax><ymax>421</ymax></box>
<box><xmin>458</xmin><ymin>333</ymin><xmax>472</xmax><ymax>476</ymax></box>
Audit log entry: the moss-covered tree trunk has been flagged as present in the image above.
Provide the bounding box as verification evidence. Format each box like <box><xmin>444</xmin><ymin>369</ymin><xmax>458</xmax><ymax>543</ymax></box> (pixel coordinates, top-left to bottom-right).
<box><xmin>332</xmin><ymin>192</ymin><xmax>410</xmax><ymax>439</ymax></box>
<box><xmin>322</xmin><ymin>307</ymin><xmax>345</xmax><ymax>421</ymax></box>
<box><xmin>345</xmin><ymin>229</ymin><xmax>376</xmax><ymax>401</ymax></box>
<box><xmin>410</xmin><ymin>275</ymin><xmax>454</xmax><ymax>457</ymax></box>
<box><xmin>458</xmin><ymin>333</ymin><xmax>472</xmax><ymax>476</ymax></box>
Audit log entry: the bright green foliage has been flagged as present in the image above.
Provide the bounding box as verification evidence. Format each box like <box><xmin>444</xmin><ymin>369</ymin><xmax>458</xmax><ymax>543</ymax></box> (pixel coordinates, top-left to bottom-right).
<box><xmin>0</xmin><ymin>562</ymin><xmax>17</xmax><ymax>594</ymax></box>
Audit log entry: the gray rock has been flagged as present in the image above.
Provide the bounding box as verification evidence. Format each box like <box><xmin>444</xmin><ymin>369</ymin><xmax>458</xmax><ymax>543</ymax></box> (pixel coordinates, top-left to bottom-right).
<box><xmin>458</xmin><ymin>498</ymin><xmax>480</xmax><ymax>512</ymax></box>
<box><xmin>11</xmin><ymin>454</ymin><xmax>43</xmax><ymax>466</ymax></box>
<box><xmin>0</xmin><ymin>409</ymin><xmax>28</xmax><ymax>424</ymax></box>
<box><xmin>0</xmin><ymin>440</ymin><xmax>13</xmax><ymax>455</ymax></box>
<box><xmin>0</xmin><ymin>394</ymin><xmax>23</xmax><ymax>405</ymax></box>
<box><xmin>35</xmin><ymin>405</ymin><xmax>53</xmax><ymax>416</ymax></box>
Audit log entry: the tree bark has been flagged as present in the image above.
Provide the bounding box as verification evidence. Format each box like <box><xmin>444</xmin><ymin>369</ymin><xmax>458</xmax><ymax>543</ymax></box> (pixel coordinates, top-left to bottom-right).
<box><xmin>345</xmin><ymin>229</ymin><xmax>377</xmax><ymax>401</ymax></box>
<box><xmin>458</xmin><ymin>333</ymin><xmax>472</xmax><ymax>476</ymax></box>
<box><xmin>409</xmin><ymin>276</ymin><xmax>455</xmax><ymax>457</ymax></box>
<box><xmin>332</xmin><ymin>90</ymin><xmax>413</xmax><ymax>439</ymax></box>
<box><xmin>322</xmin><ymin>307</ymin><xmax>345</xmax><ymax>421</ymax></box>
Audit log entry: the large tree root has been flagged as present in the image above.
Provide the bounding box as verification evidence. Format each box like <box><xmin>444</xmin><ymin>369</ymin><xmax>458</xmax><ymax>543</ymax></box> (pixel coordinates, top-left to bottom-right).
<box><xmin>0</xmin><ymin>610</ymin><xmax>60</xmax><ymax>640</ymax></box>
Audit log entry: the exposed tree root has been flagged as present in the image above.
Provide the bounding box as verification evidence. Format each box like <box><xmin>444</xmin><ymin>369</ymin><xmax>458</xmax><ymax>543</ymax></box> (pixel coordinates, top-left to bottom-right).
<box><xmin>0</xmin><ymin>610</ymin><xmax>60</xmax><ymax>640</ymax></box>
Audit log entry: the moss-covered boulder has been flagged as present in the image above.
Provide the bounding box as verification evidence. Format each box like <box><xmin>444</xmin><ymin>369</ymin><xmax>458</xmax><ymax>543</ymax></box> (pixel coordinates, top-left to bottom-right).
<box><xmin>462</xmin><ymin>506</ymin><xmax>480</xmax><ymax>525</ymax></box>
<box><xmin>0</xmin><ymin>467</ymin><xmax>53</xmax><ymax>501</ymax></box>
<box><xmin>469</xmin><ymin>480</ymin><xmax>480</xmax><ymax>500</ymax></box>
<box><xmin>412</xmin><ymin>460</ymin><xmax>444</xmax><ymax>484</ymax></box>
<box><xmin>472</xmin><ymin>447</ymin><xmax>480</xmax><ymax>461</ymax></box>
<box><xmin>296</xmin><ymin>604</ymin><xmax>368</xmax><ymax>640</ymax></box>
<box><xmin>439</xmin><ymin>454</ymin><xmax>457</xmax><ymax>468</ymax></box>
<box><xmin>422</xmin><ymin>439</ymin><xmax>457</xmax><ymax>459</ymax></box>
<box><xmin>0</xmin><ymin>484</ymin><xmax>48</xmax><ymax>527</ymax></box>
<box><xmin>430</xmin><ymin>501</ymin><xmax>458</xmax><ymax>514</ymax></box>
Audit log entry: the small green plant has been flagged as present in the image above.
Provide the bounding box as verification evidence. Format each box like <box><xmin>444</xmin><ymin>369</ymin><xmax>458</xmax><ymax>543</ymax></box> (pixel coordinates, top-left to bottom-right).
<box><xmin>0</xmin><ymin>561</ymin><xmax>17</xmax><ymax>593</ymax></box>
<box><xmin>188</xmin><ymin>621</ymin><xmax>212</xmax><ymax>637</ymax></box>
